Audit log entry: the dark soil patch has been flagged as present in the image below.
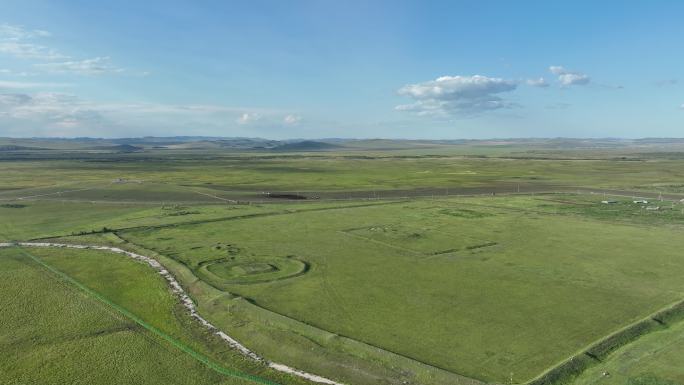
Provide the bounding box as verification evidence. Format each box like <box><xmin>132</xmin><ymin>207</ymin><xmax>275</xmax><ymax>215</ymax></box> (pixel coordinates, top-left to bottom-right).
<box><xmin>266</xmin><ymin>193</ymin><xmax>309</xmax><ymax>200</ymax></box>
<box><xmin>0</xmin><ymin>203</ymin><xmax>27</xmax><ymax>208</ymax></box>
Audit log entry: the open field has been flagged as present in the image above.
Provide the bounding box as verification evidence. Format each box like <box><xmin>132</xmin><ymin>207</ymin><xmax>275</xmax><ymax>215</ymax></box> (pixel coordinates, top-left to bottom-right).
<box><xmin>3</xmin><ymin>0</ymin><xmax>684</xmax><ymax>381</ymax></box>
<box><xmin>4</xmin><ymin>155</ymin><xmax>684</xmax><ymax>196</ymax></box>
<box><xmin>0</xmin><ymin>247</ymin><xmax>271</xmax><ymax>385</ymax></box>
<box><xmin>4</xmin><ymin>139</ymin><xmax>684</xmax><ymax>198</ymax></box>
<box><xmin>0</xmin><ymin>199</ymin><xmax>369</xmax><ymax>240</ymax></box>
<box><xmin>2</xmin><ymin>140</ymin><xmax>684</xmax><ymax>385</ymax></box>
<box><xmin>573</xmin><ymin>318</ymin><xmax>684</xmax><ymax>385</ymax></box>
<box><xmin>118</xmin><ymin>195</ymin><xmax>684</xmax><ymax>383</ymax></box>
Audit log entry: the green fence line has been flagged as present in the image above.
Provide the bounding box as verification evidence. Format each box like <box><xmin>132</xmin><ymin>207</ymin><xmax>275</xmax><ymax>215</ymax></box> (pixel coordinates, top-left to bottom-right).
<box><xmin>16</xmin><ymin>246</ymin><xmax>282</xmax><ymax>385</ymax></box>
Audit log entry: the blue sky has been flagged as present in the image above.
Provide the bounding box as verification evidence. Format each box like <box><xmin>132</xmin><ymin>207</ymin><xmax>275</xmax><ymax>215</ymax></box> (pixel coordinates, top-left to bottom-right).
<box><xmin>0</xmin><ymin>0</ymin><xmax>682</xmax><ymax>139</ymax></box>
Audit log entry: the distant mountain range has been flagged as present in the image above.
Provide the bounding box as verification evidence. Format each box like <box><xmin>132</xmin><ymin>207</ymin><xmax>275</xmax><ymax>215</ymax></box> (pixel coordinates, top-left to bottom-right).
<box><xmin>2</xmin><ymin>136</ymin><xmax>684</xmax><ymax>152</ymax></box>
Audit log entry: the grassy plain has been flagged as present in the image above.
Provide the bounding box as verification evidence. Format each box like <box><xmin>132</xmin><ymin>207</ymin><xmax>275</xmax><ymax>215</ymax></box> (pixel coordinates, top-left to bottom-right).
<box><xmin>0</xmin><ymin>247</ymin><xmax>262</xmax><ymax>385</ymax></box>
<box><xmin>0</xmin><ymin>199</ymin><xmax>358</xmax><ymax>240</ymax></box>
<box><xmin>3</xmin><ymin>140</ymin><xmax>684</xmax><ymax>385</ymax></box>
<box><xmin>120</xmin><ymin>195</ymin><xmax>684</xmax><ymax>383</ymax></box>
<box><xmin>4</xmin><ymin>142</ymin><xmax>684</xmax><ymax>196</ymax></box>
<box><xmin>573</xmin><ymin>320</ymin><xmax>684</xmax><ymax>385</ymax></box>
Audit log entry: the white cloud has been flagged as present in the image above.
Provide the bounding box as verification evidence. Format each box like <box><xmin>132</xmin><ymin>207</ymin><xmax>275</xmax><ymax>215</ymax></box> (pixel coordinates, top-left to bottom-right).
<box><xmin>0</xmin><ymin>80</ymin><xmax>70</xmax><ymax>89</ymax></box>
<box><xmin>0</xmin><ymin>24</ymin><xmax>66</xmax><ymax>60</ymax></box>
<box><xmin>34</xmin><ymin>56</ymin><xmax>124</xmax><ymax>75</ymax></box>
<box><xmin>0</xmin><ymin>24</ymin><xmax>130</xmax><ymax>76</ymax></box>
<box><xmin>0</xmin><ymin>41</ymin><xmax>66</xmax><ymax>60</ymax></box>
<box><xmin>0</xmin><ymin>92</ymin><xmax>112</xmax><ymax>136</ymax></box>
<box><xmin>236</xmin><ymin>112</ymin><xmax>262</xmax><ymax>124</ymax></box>
<box><xmin>526</xmin><ymin>77</ymin><xmax>549</xmax><ymax>88</ymax></box>
<box><xmin>0</xmin><ymin>68</ymin><xmax>37</xmax><ymax>76</ymax></box>
<box><xmin>283</xmin><ymin>114</ymin><xmax>301</xmax><ymax>125</ymax></box>
<box><xmin>549</xmin><ymin>66</ymin><xmax>590</xmax><ymax>86</ymax></box>
<box><xmin>0</xmin><ymin>24</ymin><xmax>50</xmax><ymax>40</ymax></box>
<box><xmin>548</xmin><ymin>66</ymin><xmax>565</xmax><ymax>75</ymax></box>
<box><xmin>396</xmin><ymin>75</ymin><xmax>518</xmax><ymax>116</ymax></box>
<box><xmin>0</xmin><ymin>92</ymin><xmax>98</xmax><ymax>126</ymax></box>
<box><xmin>0</xmin><ymin>90</ymin><xmax>301</xmax><ymax>137</ymax></box>
<box><xmin>558</xmin><ymin>73</ymin><xmax>590</xmax><ymax>86</ymax></box>
<box><xmin>680</xmin><ymin>103</ymin><xmax>684</xmax><ymax>110</ymax></box>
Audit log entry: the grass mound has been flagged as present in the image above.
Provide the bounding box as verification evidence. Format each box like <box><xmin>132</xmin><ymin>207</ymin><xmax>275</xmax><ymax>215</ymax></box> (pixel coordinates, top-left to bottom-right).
<box><xmin>198</xmin><ymin>257</ymin><xmax>308</xmax><ymax>286</ymax></box>
<box><xmin>438</xmin><ymin>208</ymin><xmax>493</xmax><ymax>218</ymax></box>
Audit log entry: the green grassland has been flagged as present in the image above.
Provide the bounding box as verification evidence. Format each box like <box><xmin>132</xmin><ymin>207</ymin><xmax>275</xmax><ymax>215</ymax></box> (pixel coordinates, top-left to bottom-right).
<box><xmin>573</xmin><ymin>319</ymin><xmax>684</xmax><ymax>385</ymax></box>
<box><xmin>4</xmin><ymin>143</ymin><xmax>684</xmax><ymax>196</ymax></box>
<box><xmin>3</xmin><ymin>141</ymin><xmax>684</xmax><ymax>385</ymax></box>
<box><xmin>0</xmin><ymin>247</ymin><xmax>264</xmax><ymax>385</ymax></box>
<box><xmin>0</xmin><ymin>199</ymin><xmax>372</xmax><ymax>240</ymax></box>
<box><xmin>118</xmin><ymin>196</ymin><xmax>684</xmax><ymax>383</ymax></box>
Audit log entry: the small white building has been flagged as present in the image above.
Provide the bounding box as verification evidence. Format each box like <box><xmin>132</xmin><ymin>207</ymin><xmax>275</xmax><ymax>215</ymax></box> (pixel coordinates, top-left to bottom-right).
<box><xmin>601</xmin><ymin>200</ymin><xmax>618</xmax><ymax>204</ymax></box>
<box><xmin>633</xmin><ymin>200</ymin><xmax>648</xmax><ymax>204</ymax></box>
<box><xmin>645</xmin><ymin>206</ymin><xmax>660</xmax><ymax>211</ymax></box>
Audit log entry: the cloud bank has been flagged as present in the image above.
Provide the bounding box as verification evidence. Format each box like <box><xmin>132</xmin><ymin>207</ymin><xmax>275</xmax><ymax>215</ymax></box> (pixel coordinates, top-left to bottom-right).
<box><xmin>396</xmin><ymin>75</ymin><xmax>518</xmax><ymax>116</ymax></box>
<box><xmin>0</xmin><ymin>91</ymin><xmax>303</xmax><ymax>136</ymax></box>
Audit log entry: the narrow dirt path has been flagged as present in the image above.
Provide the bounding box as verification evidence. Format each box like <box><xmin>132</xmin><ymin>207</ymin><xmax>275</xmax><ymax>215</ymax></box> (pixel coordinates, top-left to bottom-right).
<box><xmin>0</xmin><ymin>186</ymin><xmax>100</xmax><ymax>201</ymax></box>
<box><xmin>0</xmin><ymin>242</ymin><xmax>344</xmax><ymax>385</ymax></box>
<box><xmin>193</xmin><ymin>191</ymin><xmax>239</xmax><ymax>203</ymax></box>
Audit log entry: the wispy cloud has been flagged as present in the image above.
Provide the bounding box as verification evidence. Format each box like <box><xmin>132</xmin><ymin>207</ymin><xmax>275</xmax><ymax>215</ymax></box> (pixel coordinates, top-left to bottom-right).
<box><xmin>0</xmin><ymin>80</ymin><xmax>70</xmax><ymax>89</ymax></box>
<box><xmin>0</xmin><ymin>92</ymin><xmax>110</xmax><ymax>136</ymax></box>
<box><xmin>0</xmin><ymin>24</ymin><xmax>131</xmax><ymax>76</ymax></box>
<box><xmin>283</xmin><ymin>114</ymin><xmax>301</xmax><ymax>125</ymax></box>
<box><xmin>0</xmin><ymin>68</ymin><xmax>36</xmax><ymax>76</ymax></box>
<box><xmin>0</xmin><ymin>91</ymin><xmax>302</xmax><ymax>136</ymax></box>
<box><xmin>545</xmin><ymin>102</ymin><xmax>572</xmax><ymax>110</ymax></box>
<box><xmin>396</xmin><ymin>75</ymin><xmax>518</xmax><ymax>116</ymax></box>
<box><xmin>0</xmin><ymin>40</ymin><xmax>67</xmax><ymax>61</ymax></box>
<box><xmin>236</xmin><ymin>112</ymin><xmax>262</xmax><ymax>125</ymax></box>
<box><xmin>549</xmin><ymin>66</ymin><xmax>590</xmax><ymax>86</ymax></box>
<box><xmin>0</xmin><ymin>92</ymin><xmax>89</xmax><ymax>123</ymax></box>
<box><xmin>34</xmin><ymin>56</ymin><xmax>124</xmax><ymax>75</ymax></box>
<box><xmin>0</xmin><ymin>24</ymin><xmax>51</xmax><ymax>40</ymax></box>
<box><xmin>526</xmin><ymin>77</ymin><xmax>549</xmax><ymax>88</ymax></box>
<box><xmin>0</xmin><ymin>24</ymin><xmax>67</xmax><ymax>60</ymax></box>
